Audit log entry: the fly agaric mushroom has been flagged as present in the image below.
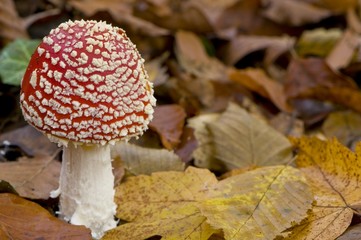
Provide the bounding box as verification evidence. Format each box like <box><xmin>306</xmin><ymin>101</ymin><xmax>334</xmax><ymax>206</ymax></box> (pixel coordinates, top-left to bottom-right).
<box><xmin>20</xmin><ymin>20</ymin><xmax>156</xmax><ymax>238</ymax></box>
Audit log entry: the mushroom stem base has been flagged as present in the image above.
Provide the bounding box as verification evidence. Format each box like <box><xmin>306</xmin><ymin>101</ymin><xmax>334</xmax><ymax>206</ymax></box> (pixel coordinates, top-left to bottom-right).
<box><xmin>52</xmin><ymin>143</ymin><xmax>117</xmax><ymax>239</ymax></box>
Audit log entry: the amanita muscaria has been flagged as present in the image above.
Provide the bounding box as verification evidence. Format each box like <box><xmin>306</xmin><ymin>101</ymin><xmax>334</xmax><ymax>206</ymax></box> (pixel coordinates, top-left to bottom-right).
<box><xmin>20</xmin><ymin>19</ymin><xmax>156</xmax><ymax>238</ymax></box>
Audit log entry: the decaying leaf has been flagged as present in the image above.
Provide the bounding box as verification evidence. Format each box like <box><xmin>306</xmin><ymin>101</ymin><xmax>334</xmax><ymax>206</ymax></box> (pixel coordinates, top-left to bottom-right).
<box><xmin>199</xmin><ymin>166</ymin><xmax>313</xmax><ymax>240</ymax></box>
<box><xmin>229</xmin><ymin>68</ymin><xmax>292</xmax><ymax>112</ymax></box>
<box><xmin>0</xmin><ymin>193</ymin><xmax>91</xmax><ymax>239</ymax></box>
<box><xmin>104</xmin><ymin>166</ymin><xmax>312</xmax><ymax>240</ymax></box>
<box><xmin>337</xmin><ymin>223</ymin><xmax>361</xmax><ymax>240</ymax></box>
<box><xmin>149</xmin><ymin>104</ymin><xmax>187</xmax><ymax>150</ymax></box>
<box><xmin>286</xmin><ymin>137</ymin><xmax>361</xmax><ymax>240</ymax></box>
<box><xmin>193</xmin><ymin>103</ymin><xmax>293</xmax><ymax>170</ymax></box>
<box><xmin>322</xmin><ymin>110</ymin><xmax>361</xmax><ymax>148</ymax></box>
<box><xmin>270</xmin><ymin>112</ymin><xmax>304</xmax><ymax>137</ymax></box>
<box><xmin>104</xmin><ymin>167</ymin><xmax>220</xmax><ymax>240</ymax></box>
<box><xmin>111</xmin><ymin>142</ymin><xmax>185</xmax><ymax>176</ymax></box>
<box><xmin>0</xmin><ymin>156</ymin><xmax>60</xmax><ymax>199</ymax></box>
<box><xmin>285</xmin><ymin>57</ymin><xmax>361</xmax><ymax>113</ymax></box>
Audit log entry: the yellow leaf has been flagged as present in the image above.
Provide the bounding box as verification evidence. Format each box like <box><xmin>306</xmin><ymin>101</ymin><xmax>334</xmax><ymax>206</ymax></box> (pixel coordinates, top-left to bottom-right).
<box><xmin>199</xmin><ymin>166</ymin><xmax>312</xmax><ymax>240</ymax></box>
<box><xmin>104</xmin><ymin>166</ymin><xmax>313</xmax><ymax>240</ymax></box>
<box><xmin>286</xmin><ymin>137</ymin><xmax>361</xmax><ymax>239</ymax></box>
<box><xmin>104</xmin><ymin>167</ymin><xmax>219</xmax><ymax>240</ymax></box>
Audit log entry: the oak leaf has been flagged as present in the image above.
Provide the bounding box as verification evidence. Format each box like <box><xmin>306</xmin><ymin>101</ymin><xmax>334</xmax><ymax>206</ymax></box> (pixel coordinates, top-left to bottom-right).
<box><xmin>286</xmin><ymin>137</ymin><xmax>361</xmax><ymax>240</ymax></box>
<box><xmin>0</xmin><ymin>193</ymin><xmax>91</xmax><ymax>239</ymax></box>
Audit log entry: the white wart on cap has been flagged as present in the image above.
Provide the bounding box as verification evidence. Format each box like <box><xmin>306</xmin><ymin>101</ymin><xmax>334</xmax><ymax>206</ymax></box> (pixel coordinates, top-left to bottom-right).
<box><xmin>20</xmin><ymin>20</ymin><xmax>156</xmax><ymax>145</ymax></box>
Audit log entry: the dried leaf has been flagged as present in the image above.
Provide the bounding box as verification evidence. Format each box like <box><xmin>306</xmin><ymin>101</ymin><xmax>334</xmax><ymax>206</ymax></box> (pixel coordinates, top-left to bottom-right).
<box><xmin>270</xmin><ymin>112</ymin><xmax>304</xmax><ymax>137</ymax></box>
<box><xmin>145</xmin><ymin>52</ymin><xmax>169</xmax><ymax>86</ymax></box>
<box><xmin>285</xmin><ymin>57</ymin><xmax>361</xmax><ymax>113</ymax></box>
<box><xmin>204</xmin><ymin>103</ymin><xmax>293</xmax><ymax>170</ymax></box>
<box><xmin>326</xmin><ymin>29</ymin><xmax>360</xmax><ymax>70</ymax></box>
<box><xmin>322</xmin><ymin>110</ymin><xmax>361</xmax><ymax>148</ymax></box>
<box><xmin>337</xmin><ymin>223</ymin><xmax>361</xmax><ymax>240</ymax></box>
<box><xmin>224</xmin><ymin>35</ymin><xmax>295</xmax><ymax>65</ymax></box>
<box><xmin>0</xmin><ymin>0</ymin><xmax>28</xmax><ymax>42</ymax></box>
<box><xmin>0</xmin><ymin>39</ymin><xmax>40</xmax><ymax>86</ymax></box>
<box><xmin>149</xmin><ymin>104</ymin><xmax>187</xmax><ymax>149</ymax></box>
<box><xmin>262</xmin><ymin>0</ymin><xmax>331</xmax><ymax>26</ymax></box>
<box><xmin>286</xmin><ymin>137</ymin><xmax>361</xmax><ymax>240</ymax></box>
<box><xmin>0</xmin><ymin>193</ymin><xmax>91</xmax><ymax>239</ymax></box>
<box><xmin>315</xmin><ymin>0</ymin><xmax>358</xmax><ymax>12</ymax></box>
<box><xmin>296</xmin><ymin>28</ymin><xmax>342</xmax><ymax>57</ymax></box>
<box><xmin>175</xmin><ymin>30</ymin><xmax>227</xmax><ymax>81</ymax></box>
<box><xmin>111</xmin><ymin>142</ymin><xmax>185</xmax><ymax>176</ymax></box>
<box><xmin>188</xmin><ymin>113</ymin><xmax>221</xmax><ymax>170</ymax></box>
<box><xmin>104</xmin><ymin>167</ymin><xmax>220</xmax><ymax>240</ymax></box>
<box><xmin>105</xmin><ymin>166</ymin><xmax>312</xmax><ymax>240</ymax></box>
<box><xmin>229</xmin><ymin>68</ymin><xmax>292</xmax><ymax>112</ymax></box>
<box><xmin>0</xmin><ymin>156</ymin><xmax>60</xmax><ymax>199</ymax></box>
<box><xmin>199</xmin><ymin>166</ymin><xmax>313</xmax><ymax>240</ymax></box>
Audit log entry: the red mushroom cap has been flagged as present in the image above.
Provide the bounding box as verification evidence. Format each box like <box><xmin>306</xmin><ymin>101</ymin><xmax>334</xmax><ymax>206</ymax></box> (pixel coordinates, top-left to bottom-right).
<box><xmin>20</xmin><ymin>20</ymin><xmax>156</xmax><ymax>145</ymax></box>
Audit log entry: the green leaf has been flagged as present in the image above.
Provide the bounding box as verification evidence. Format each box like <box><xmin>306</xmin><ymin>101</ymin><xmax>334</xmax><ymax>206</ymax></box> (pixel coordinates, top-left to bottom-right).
<box><xmin>0</xmin><ymin>39</ymin><xmax>40</xmax><ymax>86</ymax></box>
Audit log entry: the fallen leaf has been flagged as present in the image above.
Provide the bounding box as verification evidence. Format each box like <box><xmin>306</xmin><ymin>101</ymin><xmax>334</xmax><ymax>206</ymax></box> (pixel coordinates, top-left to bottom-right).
<box><xmin>174</xmin><ymin>126</ymin><xmax>198</xmax><ymax>163</ymax></box>
<box><xmin>202</xmin><ymin>103</ymin><xmax>293</xmax><ymax>170</ymax></box>
<box><xmin>104</xmin><ymin>165</ymin><xmax>312</xmax><ymax>240</ymax></box>
<box><xmin>224</xmin><ymin>35</ymin><xmax>295</xmax><ymax>65</ymax></box>
<box><xmin>326</xmin><ymin>29</ymin><xmax>360</xmax><ymax>70</ymax></box>
<box><xmin>315</xmin><ymin>0</ymin><xmax>358</xmax><ymax>12</ymax></box>
<box><xmin>175</xmin><ymin>30</ymin><xmax>227</xmax><ymax>81</ymax></box>
<box><xmin>286</xmin><ymin>137</ymin><xmax>361</xmax><ymax>240</ymax></box>
<box><xmin>104</xmin><ymin>167</ymin><xmax>220</xmax><ymax>240</ymax></box>
<box><xmin>0</xmin><ymin>0</ymin><xmax>28</xmax><ymax>42</ymax></box>
<box><xmin>0</xmin><ymin>156</ymin><xmax>60</xmax><ymax>199</ymax></box>
<box><xmin>270</xmin><ymin>112</ymin><xmax>304</xmax><ymax>137</ymax></box>
<box><xmin>111</xmin><ymin>142</ymin><xmax>185</xmax><ymax>176</ymax></box>
<box><xmin>0</xmin><ymin>39</ymin><xmax>40</xmax><ymax>86</ymax></box>
<box><xmin>188</xmin><ymin>113</ymin><xmax>221</xmax><ymax>170</ymax></box>
<box><xmin>199</xmin><ymin>166</ymin><xmax>313</xmax><ymax>240</ymax></box>
<box><xmin>322</xmin><ymin>110</ymin><xmax>361</xmax><ymax>148</ymax></box>
<box><xmin>337</xmin><ymin>223</ymin><xmax>361</xmax><ymax>240</ymax></box>
<box><xmin>262</xmin><ymin>0</ymin><xmax>331</xmax><ymax>26</ymax></box>
<box><xmin>229</xmin><ymin>68</ymin><xmax>292</xmax><ymax>112</ymax></box>
<box><xmin>296</xmin><ymin>28</ymin><xmax>342</xmax><ymax>58</ymax></box>
<box><xmin>145</xmin><ymin>52</ymin><xmax>169</xmax><ymax>86</ymax></box>
<box><xmin>285</xmin><ymin>57</ymin><xmax>361</xmax><ymax>113</ymax></box>
<box><xmin>149</xmin><ymin>104</ymin><xmax>187</xmax><ymax>149</ymax></box>
<box><xmin>0</xmin><ymin>193</ymin><xmax>91</xmax><ymax>239</ymax></box>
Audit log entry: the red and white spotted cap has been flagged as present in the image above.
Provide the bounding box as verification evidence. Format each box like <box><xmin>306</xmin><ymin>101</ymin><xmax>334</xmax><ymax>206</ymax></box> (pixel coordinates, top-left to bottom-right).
<box><xmin>20</xmin><ymin>20</ymin><xmax>156</xmax><ymax>146</ymax></box>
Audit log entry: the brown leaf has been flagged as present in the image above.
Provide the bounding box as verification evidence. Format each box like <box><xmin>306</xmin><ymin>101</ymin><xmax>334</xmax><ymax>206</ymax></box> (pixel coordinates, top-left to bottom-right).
<box><xmin>229</xmin><ymin>68</ymin><xmax>292</xmax><ymax>112</ymax></box>
<box><xmin>175</xmin><ymin>30</ymin><xmax>227</xmax><ymax>81</ymax></box>
<box><xmin>149</xmin><ymin>104</ymin><xmax>187</xmax><ymax>149</ymax></box>
<box><xmin>285</xmin><ymin>57</ymin><xmax>361</xmax><ymax>113</ymax></box>
<box><xmin>0</xmin><ymin>156</ymin><xmax>60</xmax><ymax>199</ymax></box>
<box><xmin>262</xmin><ymin>0</ymin><xmax>331</xmax><ymax>26</ymax></box>
<box><xmin>0</xmin><ymin>0</ymin><xmax>28</xmax><ymax>43</ymax></box>
<box><xmin>224</xmin><ymin>35</ymin><xmax>295</xmax><ymax>65</ymax></box>
<box><xmin>337</xmin><ymin>223</ymin><xmax>361</xmax><ymax>240</ymax></box>
<box><xmin>0</xmin><ymin>193</ymin><xmax>91</xmax><ymax>239</ymax></box>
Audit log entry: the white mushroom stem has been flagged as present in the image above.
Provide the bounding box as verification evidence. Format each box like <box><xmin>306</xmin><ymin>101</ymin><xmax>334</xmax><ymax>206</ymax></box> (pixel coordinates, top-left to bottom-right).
<box><xmin>51</xmin><ymin>143</ymin><xmax>117</xmax><ymax>239</ymax></box>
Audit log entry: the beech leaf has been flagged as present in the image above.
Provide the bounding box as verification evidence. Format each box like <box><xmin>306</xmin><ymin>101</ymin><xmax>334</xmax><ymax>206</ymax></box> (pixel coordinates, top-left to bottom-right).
<box><xmin>286</xmin><ymin>137</ymin><xmax>361</xmax><ymax>240</ymax></box>
<box><xmin>199</xmin><ymin>103</ymin><xmax>293</xmax><ymax>170</ymax></box>
<box><xmin>0</xmin><ymin>193</ymin><xmax>91</xmax><ymax>239</ymax></box>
